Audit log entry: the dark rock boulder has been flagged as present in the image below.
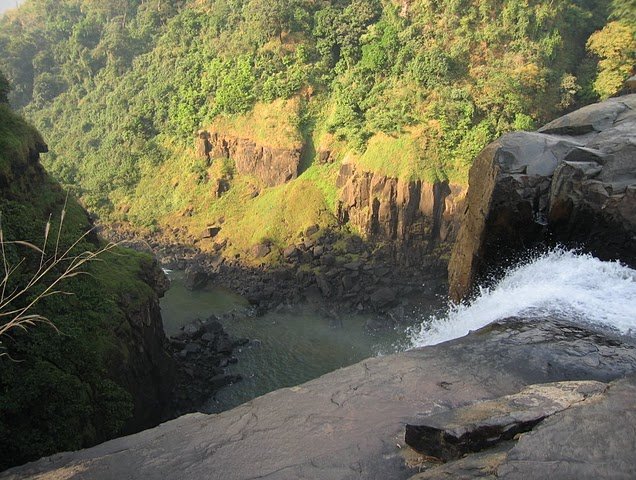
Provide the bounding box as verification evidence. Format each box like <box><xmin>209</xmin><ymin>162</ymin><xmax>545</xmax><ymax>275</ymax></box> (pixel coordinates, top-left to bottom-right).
<box><xmin>183</xmin><ymin>265</ymin><xmax>209</xmax><ymax>291</ymax></box>
<box><xmin>370</xmin><ymin>286</ymin><xmax>398</xmax><ymax>309</ymax></box>
<box><xmin>200</xmin><ymin>226</ymin><xmax>221</xmax><ymax>240</ymax></box>
<box><xmin>449</xmin><ymin>94</ymin><xmax>636</xmax><ymax>302</ymax></box>
<box><xmin>251</xmin><ymin>243</ymin><xmax>271</xmax><ymax>259</ymax></box>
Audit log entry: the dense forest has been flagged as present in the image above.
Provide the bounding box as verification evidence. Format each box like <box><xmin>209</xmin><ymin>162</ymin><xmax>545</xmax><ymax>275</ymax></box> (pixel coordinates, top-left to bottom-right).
<box><xmin>0</xmin><ymin>0</ymin><xmax>634</xmax><ymax>254</ymax></box>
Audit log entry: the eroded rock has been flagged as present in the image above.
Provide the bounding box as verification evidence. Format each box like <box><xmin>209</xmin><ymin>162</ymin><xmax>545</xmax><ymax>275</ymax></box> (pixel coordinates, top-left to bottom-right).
<box><xmin>405</xmin><ymin>381</ymin><xmax>606</xmax><ymax>461</ymax></box>
<box><xmin>449</xmin><ymin>94</ymin><xmax>636</xmax><ymax>301</ymax></box>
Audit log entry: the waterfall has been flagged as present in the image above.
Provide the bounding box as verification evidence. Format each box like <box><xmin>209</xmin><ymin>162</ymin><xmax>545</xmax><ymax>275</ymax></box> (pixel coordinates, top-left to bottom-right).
<box><xmin>410</xmin><ymin>249</ymin><xmax>636</xmax><ymax>348</ymax></box>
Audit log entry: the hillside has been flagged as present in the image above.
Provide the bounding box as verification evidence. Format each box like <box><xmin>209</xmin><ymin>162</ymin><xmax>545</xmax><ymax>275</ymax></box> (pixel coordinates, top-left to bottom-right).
<box><xmin>0</xmin><ymin>72</ymin><xmax>174</xmax><ymax>470</ymax></box>
<box><xmin>1</xmin><ymin>0</ymin><xmax>633</xmax><ymax>260</ymax></box>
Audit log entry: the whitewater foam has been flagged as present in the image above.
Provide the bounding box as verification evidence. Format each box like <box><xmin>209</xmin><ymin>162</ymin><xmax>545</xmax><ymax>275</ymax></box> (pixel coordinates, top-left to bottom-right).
<box><xmin>409</xmin><ymin>249</ymin><xmax>636</xmax><ymax>348</ymax></box>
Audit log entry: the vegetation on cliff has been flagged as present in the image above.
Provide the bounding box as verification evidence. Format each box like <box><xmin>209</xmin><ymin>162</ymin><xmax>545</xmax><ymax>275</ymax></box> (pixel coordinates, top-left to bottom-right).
<box><xmin>0</xmin><ymin>73</ymin><xmax>170</xmax><ymax>470</ymax></box>
<box><xmin>0</xmin><ymin>0</ymin><xmax>633</xmax><ymax>257</ymax></box>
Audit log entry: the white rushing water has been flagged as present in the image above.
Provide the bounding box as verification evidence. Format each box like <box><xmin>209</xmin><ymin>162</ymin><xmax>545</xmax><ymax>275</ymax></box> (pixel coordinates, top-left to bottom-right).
<box><xmin>410</xmin><ymin>249</ymin><xmax>636</xmax><ymax>348</ymax></box>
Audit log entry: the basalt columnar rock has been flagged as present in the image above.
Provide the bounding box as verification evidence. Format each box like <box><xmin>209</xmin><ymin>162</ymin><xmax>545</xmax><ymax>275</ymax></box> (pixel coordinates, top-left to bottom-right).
<box><xmin>337</xmin><ymin>163</ymin><xmax>464</xmax><ymax>265</ymax></box>
<box><xmin>448</xmin><ymin>94</ymin><xmax>636</xmax><ymax>301</ymax></box>
<box><xmin>200</xmin><ymin>131</ymin><xmax>302</xmax><ymax>187</ymax></box>
<box><xmin>3</xmin><ymin>316</ymin><xmax>636</xmax><ymax>479</ymax></box>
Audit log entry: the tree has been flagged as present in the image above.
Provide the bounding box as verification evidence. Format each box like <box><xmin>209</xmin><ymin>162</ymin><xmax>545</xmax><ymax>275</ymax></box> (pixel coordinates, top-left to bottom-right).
<box><xmin>244</xmin><ymin>0</ymin><xmax>297</xmax><ymax>43</ymax></box>
<box><xmin>587</xmin><ymin>21</ymin><xmax>636</xmax><ymax>98</ymax></box>
<box><xmin>611</xmin><ymin>0</ymin><xmax>636</xmax><ymax>26</ymax></box>
<box><xmin>0</xmin><ymin>71</ymin><xmax>9</xmax><ymax>104</ymax></box>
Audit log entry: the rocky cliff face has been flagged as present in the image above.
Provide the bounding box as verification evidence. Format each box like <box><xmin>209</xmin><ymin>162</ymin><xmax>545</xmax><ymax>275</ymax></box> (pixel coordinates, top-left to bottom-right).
<box><xmin>448</xmin><ymin>94</ymin><xmax>636</xmax><ymax>301</ymax></box>
<box><xmin>197</xmin><ymin>130</ymin><xmax>302</xmax><ymax>187</ymax></box>
<box><xmin>337</xmin><ymin>163</ymin><xmax>465</xmax><ymax>265</ymax></box>
<box><xmin>0</xmin><ymin>110</ymin><xmax>176</xmax><ymax>467</ymax></box>
<box><xmin>114</xmin><ymin>259</ymin><xmax>175</xmax><ymax>434</ymax></box>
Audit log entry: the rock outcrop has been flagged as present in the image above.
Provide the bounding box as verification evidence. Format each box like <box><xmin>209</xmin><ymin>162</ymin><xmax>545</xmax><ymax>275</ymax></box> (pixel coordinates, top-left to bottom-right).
<box><xmin>114</xmin><ymin>259</ymin><xmax>176</xmax><ymax>434</ymax></box>
<box><xmin>199</xmin><ymin>131</ymin><xmax>302</xmax><ymax>187</ymax></box>
<box><xmin>448</xmin><ymin>94</ymin><xmax>636</xmax><ymax>301</ymax></box>
<box><xmin>405</xmin><ymin>380</ymin><xmax>606</xmax><ymax>461</ymax></box>
<box><xmin>3</xmin><ymin>316</ymin><xmax>635</xmax><ymax>479</ymax></box>
<box><xmin>337</xmin><ymin>163</ymin><xmax>465</xmax><ymax>265</ymax></box>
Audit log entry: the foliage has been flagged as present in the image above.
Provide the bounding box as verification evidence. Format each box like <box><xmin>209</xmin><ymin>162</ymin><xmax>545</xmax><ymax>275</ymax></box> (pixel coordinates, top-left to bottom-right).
<box><xmin>587</xmin><ymin>21</ymin><xmax>636</xmax><ymax>98</ymax></box>
<box><xmin>0</xmin><ymin>104</ymin><xmax>159</xmax><ymax>470</ymax></box>
<box><xmin>0</xmin><ymin>0</ymin><xmax>618</xmax><ymax>246</ymax></box>
<box><xmin>0</xmin><ymin>71</ymin><xmax>9</xmax><ymax>104</ymax></box>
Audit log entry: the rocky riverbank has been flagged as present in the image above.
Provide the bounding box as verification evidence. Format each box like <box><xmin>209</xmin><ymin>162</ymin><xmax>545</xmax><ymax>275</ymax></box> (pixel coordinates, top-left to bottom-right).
<box><xmin>3</xmin><ymin>316</ymin><xmax>635</xmax><ymax>480</ymax></box>
<box><xmin>100</xmin><ymin>224</ymin><xmax>448</xmax><ymax>316</ymax></box>
<box><xmin>167</xmin><ymin>315</ymin><xmax>248</xmax><ymax>416</ymax></box>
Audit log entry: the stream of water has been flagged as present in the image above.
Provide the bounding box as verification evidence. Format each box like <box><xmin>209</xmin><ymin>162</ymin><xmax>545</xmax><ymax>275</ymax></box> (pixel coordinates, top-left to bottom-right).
<box><xmin>161</xmin><ymin>249</ymin><xmax>636</xmax><ymax>413</ymax></box>
<box><xmin>161</xmin><ymin>272</ymin><xmax>430</xmax><ymax>413</ymax></box>
<box><xmin>410</xmin><ymin>249</ymin><xmax>636</xmax><ymax>347</ymax></box>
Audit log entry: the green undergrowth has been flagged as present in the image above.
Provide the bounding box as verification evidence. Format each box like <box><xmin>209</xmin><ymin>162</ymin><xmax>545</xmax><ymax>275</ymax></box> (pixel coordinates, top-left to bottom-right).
<box><xmin>209</xmin><ymin>98</ymin><xmax>304</xmax><ymax>150</ymax></box>
<box><xmin>355</xmin><ymin>130</ymin><xmax>442</xmax><ymax>183</ymax></box>
<box><xmin>0</xmin><ymin>0</ymin><xmax>622</xmax><ymax>237</ymax></box>
<box><xmin>0</xmin><ymin>105</ymin><xmax>160</xmax><ymax>470</ymax></box>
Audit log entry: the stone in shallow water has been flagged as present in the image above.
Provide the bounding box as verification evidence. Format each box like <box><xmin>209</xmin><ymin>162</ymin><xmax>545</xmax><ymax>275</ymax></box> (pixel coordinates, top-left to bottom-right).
<box><xmin>405</xmin><ymin>380</ymin><xmax>606</xmax><ymax>461</ymax></box>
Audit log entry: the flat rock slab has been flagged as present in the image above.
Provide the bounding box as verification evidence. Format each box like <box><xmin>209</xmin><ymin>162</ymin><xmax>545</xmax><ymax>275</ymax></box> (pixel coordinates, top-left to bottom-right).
<box><xmin>497</xmin><ymin>374</ymin><xmax>636</xmax><ymax>479</ymax></box>
<box><xmin>2</xmin><ymin>317</ymin><xmax>636</xmax><ymax>480</ymax></box>
<box><xmin>405</xmin><ymin>381</ymin><xmax>606</xmax><ymax>460</ymax></box>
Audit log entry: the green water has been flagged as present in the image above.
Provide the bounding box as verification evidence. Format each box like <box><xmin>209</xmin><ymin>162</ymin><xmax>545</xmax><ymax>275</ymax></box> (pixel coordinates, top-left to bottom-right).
<box><xmin>160</xmin><ymin>271</ymin><xmax>424</xmax><ymax>413</ymax></box>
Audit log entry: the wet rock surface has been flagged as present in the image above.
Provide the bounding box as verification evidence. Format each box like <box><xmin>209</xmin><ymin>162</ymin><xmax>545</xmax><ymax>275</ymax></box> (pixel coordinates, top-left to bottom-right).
<box><xmin>4</xmin><ymin>316</ymin><xmax>636</xmax><ymax>480</ymax></box>
<box><xmin>448</xmin><ymin>94</ymin><xmax>636</xmax><ymax>301</ymax></box>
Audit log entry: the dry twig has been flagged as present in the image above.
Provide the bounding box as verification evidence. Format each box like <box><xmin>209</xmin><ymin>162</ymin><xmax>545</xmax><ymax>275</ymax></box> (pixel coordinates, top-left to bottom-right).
<box><xmin>0</xmin><ymin>198</ymin><xmax>116</xmax><ymax>355</ymax></box>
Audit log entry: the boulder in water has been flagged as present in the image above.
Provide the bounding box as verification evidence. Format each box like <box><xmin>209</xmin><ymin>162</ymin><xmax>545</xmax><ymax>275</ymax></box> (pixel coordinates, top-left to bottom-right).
<box><xmin>183</xmin><ymin>265</ymin><xmax>209</xmax><ymax>291</ymax></box>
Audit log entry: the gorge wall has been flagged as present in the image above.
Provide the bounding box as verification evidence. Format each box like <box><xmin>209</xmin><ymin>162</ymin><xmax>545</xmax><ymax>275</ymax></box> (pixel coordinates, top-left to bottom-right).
<box><xmin>113</xmin><ymin>259</ymin><xmax>175</xmax><ymax>434</ymax></box>
<box><xmin>336</xmin><ymin>163</ymin><xmax>464</xmax><ymax>265</ymax></box>
<box><xmin>448</xmin><ymin>94</ymin><xmax>636</xmax><ymax>301</ymax></box>
<box><xmin>197</xmin><ymin>130</ymin><xmax>302</xmax><ymax>187</ymax></box>
<box><xmin>0</xmin><ymin>106</ymin><xmax>175</xmax><ymax>468</ymax></box>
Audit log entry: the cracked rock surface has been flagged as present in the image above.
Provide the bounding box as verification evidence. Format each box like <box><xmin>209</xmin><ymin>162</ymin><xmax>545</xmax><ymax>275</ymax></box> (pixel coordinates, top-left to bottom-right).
<box><xmin>405</xmin><ymin>380</ymin><xmax>607</xmax><ymax>460</ymax></box>
<box><xmin>2</xmin><ymin>317</ymin><xmax>636</xmax><ymax>480</ymax></box>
